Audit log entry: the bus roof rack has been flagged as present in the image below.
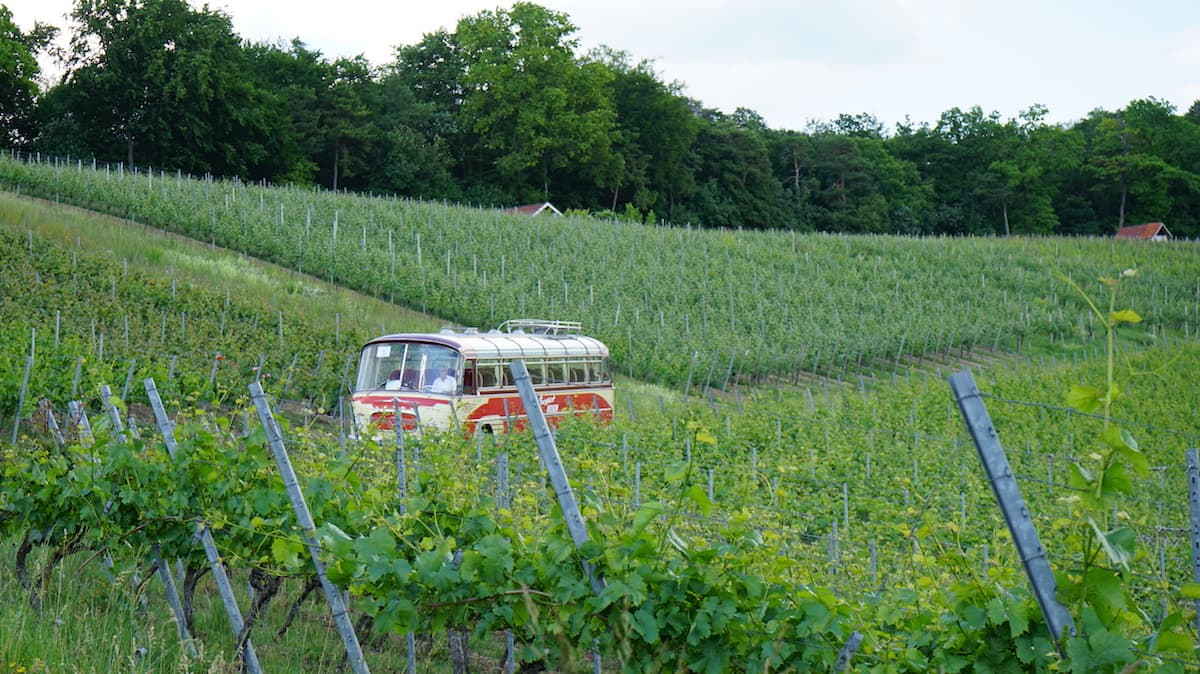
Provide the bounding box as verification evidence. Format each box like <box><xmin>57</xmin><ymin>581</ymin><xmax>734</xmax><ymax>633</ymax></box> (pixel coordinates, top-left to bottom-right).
<box><xmin>498</xmin><ymin>319</ymin><xmax>583</xmax><ymax>336</ymax></box>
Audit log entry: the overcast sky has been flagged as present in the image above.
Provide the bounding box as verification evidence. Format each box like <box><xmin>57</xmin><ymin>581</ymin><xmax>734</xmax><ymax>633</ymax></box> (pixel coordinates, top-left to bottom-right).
<box><xmin>8</xmin><ymin>0</ymin><xmax>1200</xmax><ymax>132</ymax></box>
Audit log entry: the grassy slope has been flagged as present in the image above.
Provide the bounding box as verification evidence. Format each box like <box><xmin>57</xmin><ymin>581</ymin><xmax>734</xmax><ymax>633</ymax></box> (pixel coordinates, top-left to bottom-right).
<box><xmin>0</xmin><ymin>191</ymin><xmax>443</xmax><ymax>338</ymax></box>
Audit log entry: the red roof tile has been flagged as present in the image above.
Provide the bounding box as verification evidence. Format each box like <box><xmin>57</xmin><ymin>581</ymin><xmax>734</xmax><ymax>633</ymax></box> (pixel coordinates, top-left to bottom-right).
<box><xmin>1116</xmin><ymin>222</ymin><xmax>1171</xmax><ymax>239</ymax></box>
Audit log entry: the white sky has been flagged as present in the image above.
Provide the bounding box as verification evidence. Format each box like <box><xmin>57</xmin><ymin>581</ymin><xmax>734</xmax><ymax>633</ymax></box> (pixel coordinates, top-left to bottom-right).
<box><xmin>8</xmin><ymin>0</ymin><xmax>1200</xmax><ymax>131</ymax></box>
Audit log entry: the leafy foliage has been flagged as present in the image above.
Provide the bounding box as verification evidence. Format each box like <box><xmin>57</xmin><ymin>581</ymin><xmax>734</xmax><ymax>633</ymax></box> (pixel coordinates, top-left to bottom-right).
<box><xmin>9</xmin><ymin>2</ymin><xmax>1200</xmax><ymax>233</ymax></box>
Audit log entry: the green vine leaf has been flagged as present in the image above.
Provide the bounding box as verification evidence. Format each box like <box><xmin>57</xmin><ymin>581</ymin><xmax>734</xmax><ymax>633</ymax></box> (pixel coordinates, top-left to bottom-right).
<box><xmin>684</xmin><ymin>485</ymin><xmax>713</xmax><ymax>517</ymax></box>
<box><xmin>1098</xmin><ymin>461</ymin><xmax>1133</xmax><ymax>498</ymax></box>
<box><xmin>631</xmin><ymin>501</ymin><xmax>668</xmax><ymax>535</ymax></box>
<box><xmin>1107</xmin><ymin>309</ymin><xmax>1142</xmax><ymax>324</ymax></box>
<box><xmin>1066</xmin><ymin>384</ymin><xmax>1102</xmax><ymax>414</ymax></box>
<box><xmin>1180</xmin><ymin>583</ymin><xmax>1200</xmax><ymax>600</ymax></box>
<box><xmin>271</xmin><ymin>536</ymin><xmax>306</xmax><ymax>568</ymax></box>
<box><xmin>1087</xmin><ymin>518</ymin><xmax>1135</xmax><ymax>571</ymax></box>
<box><xmin>1101</xmin><ymin>426</ymin><xmax>1149</xmax><ymax>476</ymax></box>
<box><xmin>1068</xmin><ymin>462</ymin><xmax>1093</xmax><ymax>491</ymax></box>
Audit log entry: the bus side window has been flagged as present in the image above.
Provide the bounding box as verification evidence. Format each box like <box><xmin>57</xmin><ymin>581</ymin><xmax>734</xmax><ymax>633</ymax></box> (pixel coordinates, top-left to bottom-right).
<box><xmin>528</xmin><ymin>361</ymin><xmax>546</xmax><ymax>385</ymax></box>
<box><xmin>461</xmin><ymin>362</ymin><xmax>476</xmax><ymax>394</ymax></box>
<box><xmin>478</xmin><ymin>364</ymin><xmax>498</xmax><ymax>389</ymax></box>
<box><xmin>547</xmin><ymin>361</ymin><xmax>567</xmax><ymax>384</ymax></box>
<box><xmin>569</xmin><ymin>362</ymin><xmax>588</xmax><ymax>384</ymax></box>
<box><xmin>501</xmin><ymin>364</ymin><xmax>514</xmax><ymax>388</ymax></box>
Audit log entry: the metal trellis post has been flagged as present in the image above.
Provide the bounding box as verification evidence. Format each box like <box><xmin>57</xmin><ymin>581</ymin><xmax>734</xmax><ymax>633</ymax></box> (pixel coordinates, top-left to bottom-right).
<box><xmin>948</xmin><ymin>370</ymin><xmax>1075</xmax><ymax>651</ymax></box>
<box><xmin>1187</xmin><ymin>448</ymin><xmax>1200</xmax><ymax>640</ymax></box>
<box><xmin>510</xmin><ymin>359</ymin><xmax>605</xmax><ymax>596</ymax></box>
<box><xmin>249</xmin><ymin>381</ymin><xmax>370</xmax><ymax>674</ymax></box>
<box><xmin>144</xmin><ymin>378</ymin><xmax>262</xmax><ymax>674</ymax></box>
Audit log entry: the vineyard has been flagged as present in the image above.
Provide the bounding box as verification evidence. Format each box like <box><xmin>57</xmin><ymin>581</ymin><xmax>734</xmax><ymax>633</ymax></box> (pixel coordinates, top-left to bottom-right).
<box><xmin>3</xmin><ymin>151</ymin><xmax>1199</xmax><ymax>389</ymax></box>
<box><xmin>0</xmin><ymin>188</ymin><xmax>446</xmax><ymax>421</ymax></box>
<box><xmin>2</xmin><ymin>157</ymin><xmax>1200</xmax><ymax>671</ymax></box>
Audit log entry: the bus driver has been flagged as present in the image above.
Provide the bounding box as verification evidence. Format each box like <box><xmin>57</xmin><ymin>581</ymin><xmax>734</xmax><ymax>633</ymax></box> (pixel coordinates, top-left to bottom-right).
<box><xmin>430</xmin><ymin>366</ymin><xmax>456</xmax><ymax>393</ymax></box>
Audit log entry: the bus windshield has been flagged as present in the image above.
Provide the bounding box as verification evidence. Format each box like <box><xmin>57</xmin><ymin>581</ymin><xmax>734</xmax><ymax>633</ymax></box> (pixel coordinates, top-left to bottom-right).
<box><xmin>355</xmin><ymin>342</ymin><xmax>461</xmax><ymax>394</ymax></box>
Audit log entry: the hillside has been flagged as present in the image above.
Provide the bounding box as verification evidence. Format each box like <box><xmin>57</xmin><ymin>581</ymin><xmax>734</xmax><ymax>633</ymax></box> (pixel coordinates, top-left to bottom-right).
<box><xmin>4</xmin><ymin>153</ymin><xmax>1200</xmax><ymax>395</ymax></box>
<box><xmin>2</xmin><ymin>162</ymin><xmax>1200</xmax><ymax>671</ymax></box>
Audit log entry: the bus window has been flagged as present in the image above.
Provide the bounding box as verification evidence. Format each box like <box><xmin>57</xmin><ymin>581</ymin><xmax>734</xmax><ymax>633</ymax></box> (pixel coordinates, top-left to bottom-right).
<box><xmin>356</xmin><ymin>343</ymin><xmax>404</xmax><ymax>391</ymax></box>
<box><xmin>568</xmin><ymin>362</ymin><xmax>588</xmax><ymax>384</ymax></box>
<box><xmin>355</xmin><ymin>341</ymin><xmax>459</xmax><ymax>392</ymax></box>
<box><xmin>528</xmin><ymin>361</ymin><xmax>546</xmax><ymax>385</ymax></box>
<box><xmin>501</xmin><ymin>364</ymin><xmax>515</xmax><ymax>388</ymax></box>
<box><xmin>461</xmin><ymin>361</ymin><xmax>476</xmax><ymax>395</ymax></box>
<box><xmin>546</xmin><ymin>360</ymin><xmax>567</xmax><ymax>384</ymax></box>
<box><xmin>595</xmin><ymin>358</ymin><xmax>612</xmax><ymax>383</ymax></box>
<box><xmin>477</xmin><ymin>362</ymin><xmax>499</xmax><ymax>389</ymax></box>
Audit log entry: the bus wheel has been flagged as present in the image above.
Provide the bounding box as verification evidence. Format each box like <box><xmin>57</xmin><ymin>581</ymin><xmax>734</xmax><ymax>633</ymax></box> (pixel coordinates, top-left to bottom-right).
<box><xmin>481</xmin><ymin>424</ymin><xmax>494</xmax><ymax>435</ymax></box>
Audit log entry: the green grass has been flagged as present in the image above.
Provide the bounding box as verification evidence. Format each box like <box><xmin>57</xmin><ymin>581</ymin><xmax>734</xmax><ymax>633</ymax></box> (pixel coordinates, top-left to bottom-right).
<box><xmin>0</xmin><ymin>536</ymin><xmax>607</xmax><ymax>673</ymax></box>
<box><xmin>0</xmin><ymin>192</ymin><xmax>444</xmax><ymax>340</ymax></box>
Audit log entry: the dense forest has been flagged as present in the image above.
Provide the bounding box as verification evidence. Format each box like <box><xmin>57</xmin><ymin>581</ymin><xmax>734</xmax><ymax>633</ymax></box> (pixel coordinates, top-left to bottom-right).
<box><xmin>3</xmin><ymin>0</ymin><xmax>1199</xmax><ymax>236</ymax></box>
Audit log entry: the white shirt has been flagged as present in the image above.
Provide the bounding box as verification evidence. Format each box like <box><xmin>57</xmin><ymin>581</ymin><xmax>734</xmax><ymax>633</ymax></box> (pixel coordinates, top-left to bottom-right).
<box><xmin>430</xmin><ymin>374</ymin><xmax>456</xmax><ymax>393</ymax></box>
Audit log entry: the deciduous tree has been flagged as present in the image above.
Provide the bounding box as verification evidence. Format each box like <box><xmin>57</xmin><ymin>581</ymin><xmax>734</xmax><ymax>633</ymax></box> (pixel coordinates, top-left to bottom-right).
<box><xmin>0</xmin><ymin>5</ymin><xmax>56</xmax><ymax>146</ymax></box>
<box><xmin>455</xmin><ymin>2</ymin><xmax>620</xmax><ymax>204</ymax></box>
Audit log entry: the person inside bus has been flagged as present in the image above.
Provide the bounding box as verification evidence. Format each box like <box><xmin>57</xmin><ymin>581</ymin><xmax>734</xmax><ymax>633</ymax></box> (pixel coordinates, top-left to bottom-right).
<box><xmin>430</xmin><ymin>366</ymin><xmax>457</xmax><ymax>394</ymax></box>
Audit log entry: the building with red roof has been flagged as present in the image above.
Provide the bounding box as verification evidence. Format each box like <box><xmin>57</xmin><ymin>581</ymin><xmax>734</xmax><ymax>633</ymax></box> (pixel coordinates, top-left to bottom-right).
<box><xmin>503</xmin><ymin>202</ymin><xmax>562</xmax><ymax>217</ymax></box>
<box><xmin>1116</xmin><ymin>222</ymin><xmax>1172</xmax><ymax>240</ymax></box>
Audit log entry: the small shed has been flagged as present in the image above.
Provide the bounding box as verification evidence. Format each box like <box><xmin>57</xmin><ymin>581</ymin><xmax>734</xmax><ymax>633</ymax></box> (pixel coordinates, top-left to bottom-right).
<box><xmin>503</xmin><ymin>202</ymin><xmax>562</xmax><ymax>217</ymax></box>
<box><xmin>1116</xmin><ymin>222</ymin><xmax>1172</xmax><ymax>241</ymax></box>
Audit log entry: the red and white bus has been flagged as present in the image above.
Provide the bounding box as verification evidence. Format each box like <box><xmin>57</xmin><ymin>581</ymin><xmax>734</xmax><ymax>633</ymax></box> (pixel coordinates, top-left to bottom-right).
<box><xmin>351</xmin><ymin>319</ymin><xmax>614</xmax><ymax>436</ymax></box>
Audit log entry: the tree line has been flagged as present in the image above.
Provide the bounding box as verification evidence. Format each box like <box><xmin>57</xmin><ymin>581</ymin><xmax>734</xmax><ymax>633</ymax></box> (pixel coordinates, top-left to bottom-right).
<box><xmin>3</xmin><ymin>0</ymin><xmax>1199</xmax><ymax>236</ymax></box>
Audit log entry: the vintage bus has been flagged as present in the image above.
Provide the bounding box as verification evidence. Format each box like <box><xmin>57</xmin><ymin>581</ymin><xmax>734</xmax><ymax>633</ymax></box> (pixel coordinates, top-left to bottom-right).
<box><xmin>351</xmin><ymin>319</ymin><xmax>614</xmax><ymax>436</ymax></box>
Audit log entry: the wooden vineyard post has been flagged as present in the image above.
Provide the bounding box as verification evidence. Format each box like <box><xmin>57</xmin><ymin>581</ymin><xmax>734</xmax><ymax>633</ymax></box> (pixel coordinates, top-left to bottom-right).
<box><xmin>249</xmin><ymin>381</ymin><xmax>370</xmax><ymax>674</ymax></box>
<box><xmin>948</xmin><ymin>370</ymin><xmax>1075</xmax><ymax>652</ymax></box>
<box><xmin>144</xmin><ymin>379</ymin><xmax>262</xmax><ymax>674</ymax></box>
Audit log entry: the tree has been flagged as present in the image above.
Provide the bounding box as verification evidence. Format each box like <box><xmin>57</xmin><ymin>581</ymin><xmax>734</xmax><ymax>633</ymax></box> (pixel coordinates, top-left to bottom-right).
<box><xmin>763</xmin><ymin>128</ymin><xmax>816</xmax><ymax>230</ymax></box>
<box><xmin>810</xmin><ymin>112</ymin><xmax>885</xmax><ymax>139</ymax></box>
<box><xmin>682</xmin><ymin>111</ymin><xmax>787</xmax><ymax>229</ymax></box>
<box><xmin>1081</xmin><ymin>99</ymin><xmax>1200</xmax><ymax>232</ymax></box>
<box><xmin>323</xmin><ymin>56</ymin><xmax>378</xmax><ymax>192</ymax></box>
<box><xmin>889</xmin><ymin>106</ymin><xmax>1010</xmax><ymax>234</ymax></box>
<box><xmin>808</xmin><ymin>132</ymin><xmax>931</xmax><ymax>233</ymax></box>
<box><xmin>0</xmin><ymin>5</ymin><xmax>56</xmax><ymax>146</ymax></box>
<box><xmin>1186</xmin><ymin>100</ymin><xmax>1200</xmax><ymax>126</ymax></box>
<box><xmin>454</xmin><ymin>2</ymin><xmax>620</xmax><ymax>205</ymax></box>
<box><xmin>368</xmin><ymin>71</ymin><xmax>459</xmax><ymax>200</ymax></box>
<box><xmin>981</xmin><ymin>105</ymin><xmax>1082</xmax><ymax>235</ymax></box>
<box><xmin>242</xmin><ymin>39</ymin><xmax>330</xmax><ymax>184</ymax></box>
<box><xmin>57</xmin><ymin>0</ymin><xmax>274</xmax><ymax>176</ymax></box>
<box><xmin>594</xmin><ymin>49</ymin><xmax>699</xmax><ymax>220</ymax></box>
